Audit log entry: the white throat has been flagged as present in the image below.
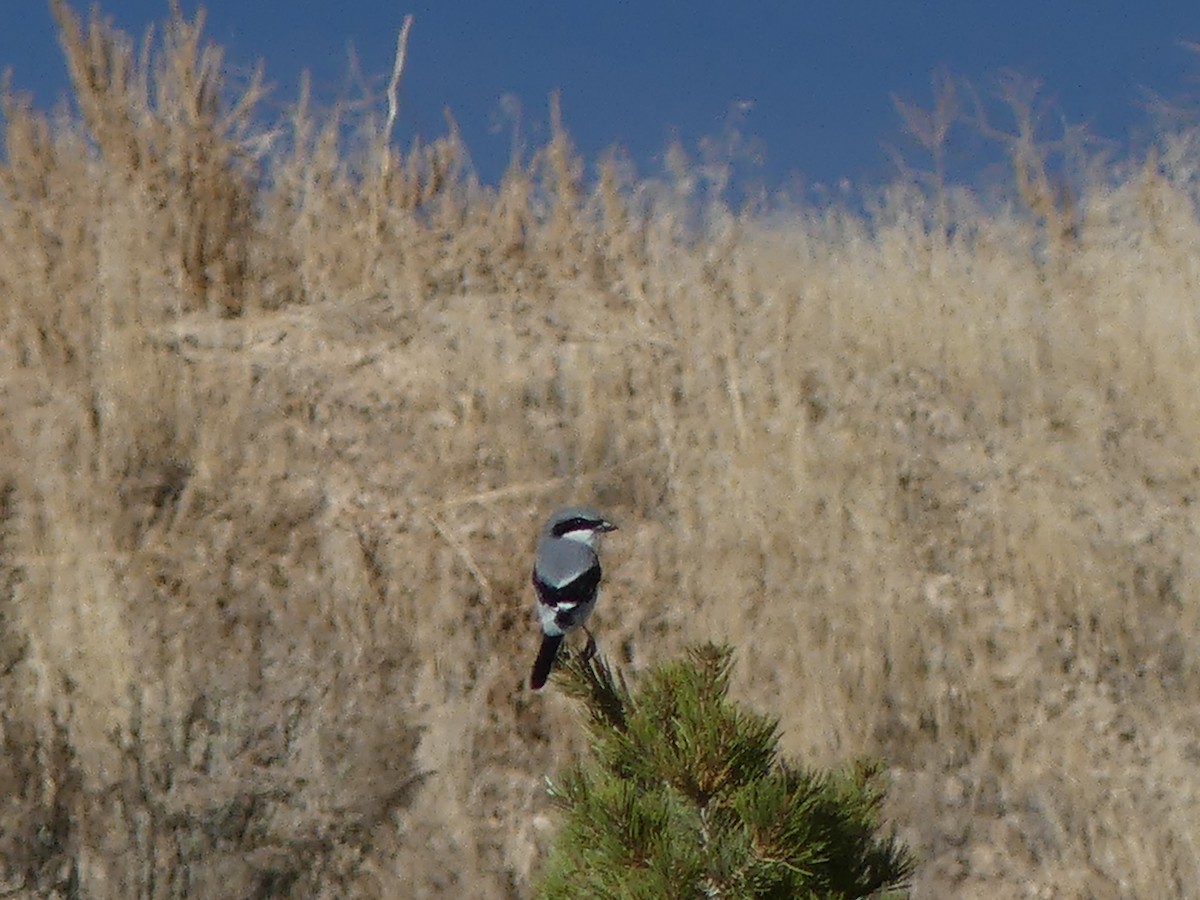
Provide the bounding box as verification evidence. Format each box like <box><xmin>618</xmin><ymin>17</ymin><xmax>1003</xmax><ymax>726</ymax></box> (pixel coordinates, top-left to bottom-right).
<box><xmin>558</xmin><ymin>528</ymin><xmax>599</xmax><ymax>549</ymax></box>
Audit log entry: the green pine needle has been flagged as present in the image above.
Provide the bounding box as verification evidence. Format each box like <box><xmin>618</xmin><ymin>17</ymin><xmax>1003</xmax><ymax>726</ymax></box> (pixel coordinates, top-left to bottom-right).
<box><xmin>538</xmin><ymin>644</ymin><xmax>915</xmax><ymax>899</ymax></box>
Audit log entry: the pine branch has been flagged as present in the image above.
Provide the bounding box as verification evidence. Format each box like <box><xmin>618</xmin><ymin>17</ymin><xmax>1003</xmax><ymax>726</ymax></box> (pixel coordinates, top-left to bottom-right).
<box><xmin>538</xmin><ymin>644</ymin><xmax>915</xmax><ymax>899</ymax></box>
<box><xmin>553</xmin><ymin>641</ymin><xmax>630</xmax><ymax>735</ymax></box>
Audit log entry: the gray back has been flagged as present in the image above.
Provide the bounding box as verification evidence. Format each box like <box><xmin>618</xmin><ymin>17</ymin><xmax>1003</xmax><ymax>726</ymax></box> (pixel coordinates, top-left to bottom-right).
<box><xmin>535</xmin><ymin>533</ymin><xmax>598</xmax><ymax>588</ymax></box>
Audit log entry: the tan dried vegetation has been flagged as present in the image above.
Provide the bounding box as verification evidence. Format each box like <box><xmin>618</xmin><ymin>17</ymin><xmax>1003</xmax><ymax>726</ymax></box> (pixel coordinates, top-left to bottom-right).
<box><xmin>2</xmin><ymin>3</ymin><xmax>1199</xmax><ymax>897</ymax></box>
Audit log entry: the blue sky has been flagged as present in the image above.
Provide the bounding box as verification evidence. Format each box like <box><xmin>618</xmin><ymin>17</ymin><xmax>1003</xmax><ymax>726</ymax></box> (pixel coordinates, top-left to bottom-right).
<box><xmin>4</xmin><ymin>2</ymin><xmax>1200</xmax><ymax>192</ymax></box>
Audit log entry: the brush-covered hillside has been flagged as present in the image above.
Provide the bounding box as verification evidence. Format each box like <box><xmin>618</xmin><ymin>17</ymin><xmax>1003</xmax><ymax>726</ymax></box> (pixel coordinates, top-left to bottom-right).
<box><xmin>2</xmin><ymin>3</ymin><xmax>1199</xmax><ymax>897</ymax></box>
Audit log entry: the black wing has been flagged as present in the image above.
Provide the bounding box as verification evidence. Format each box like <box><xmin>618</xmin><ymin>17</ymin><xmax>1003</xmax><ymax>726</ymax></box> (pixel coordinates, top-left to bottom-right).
<box><xmin>531</xmin><ymin>562</ymin><xmax>602</xmax><ymax>609</ymax></box>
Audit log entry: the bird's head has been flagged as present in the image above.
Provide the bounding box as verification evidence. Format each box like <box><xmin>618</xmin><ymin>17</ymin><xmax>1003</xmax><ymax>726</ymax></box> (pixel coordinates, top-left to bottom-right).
<box><xmin>544</xmin><ymin>506</ymin><xmax>618</xmax><ymax>549</ymax></box>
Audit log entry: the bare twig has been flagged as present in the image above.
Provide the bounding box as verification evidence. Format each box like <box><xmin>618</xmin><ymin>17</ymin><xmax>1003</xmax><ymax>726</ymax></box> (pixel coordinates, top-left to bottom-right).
<box><xmin>427</xmin><ymin>447</ymin><xmax>659</xmax><ymax>512</ymax></box>
<box><xmin>425</xmin><ymin>511</ymin><xmax>493</xmax><ymax>602</ymax></box>
<box><xmin>381</xmin><ymin>14</ymin><xmax>414</xmax><ymax>177</ymax></box>
<box><xmin>433</xmin><ymin>478</ymin><xmax>570</xmax><ymax>511</ymax></box>
<box><xmin>887</xmin><ymin>69</ymin><xmax>961</xmax><ymax>234</ymax></box>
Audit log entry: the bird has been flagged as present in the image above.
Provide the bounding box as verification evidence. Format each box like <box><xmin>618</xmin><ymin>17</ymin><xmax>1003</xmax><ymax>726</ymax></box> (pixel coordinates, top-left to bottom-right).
<box><xmin>529</xmin><ymin>506</ymin><xmax>617</xmax><ymax>690</ymax></box>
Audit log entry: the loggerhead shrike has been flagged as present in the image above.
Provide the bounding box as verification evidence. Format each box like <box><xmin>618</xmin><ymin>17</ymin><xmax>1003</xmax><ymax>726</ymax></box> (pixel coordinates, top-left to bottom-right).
<box><xmin>529</xmin><ymin>506</ymin><xmax>617</xmax><ymax>690</ymax></box>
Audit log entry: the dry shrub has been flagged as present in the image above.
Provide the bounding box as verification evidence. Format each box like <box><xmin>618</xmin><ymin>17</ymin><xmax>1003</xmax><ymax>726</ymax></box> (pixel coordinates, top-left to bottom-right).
<box><xmin>2</xmin><ymin>3</ymin><xmax>1200</xmax><ymax>898</ymax></box>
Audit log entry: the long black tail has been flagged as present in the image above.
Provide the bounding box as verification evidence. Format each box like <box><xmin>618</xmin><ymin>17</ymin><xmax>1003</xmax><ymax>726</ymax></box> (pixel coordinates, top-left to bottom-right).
<box><xmin>530</xmin><ymin>634</ymin><xmax>564</xmax><ymax>690</ymax></box>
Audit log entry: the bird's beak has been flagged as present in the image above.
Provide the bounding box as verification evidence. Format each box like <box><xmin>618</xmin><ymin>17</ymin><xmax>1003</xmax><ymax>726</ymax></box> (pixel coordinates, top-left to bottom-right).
<box><xmin>599</xmin><ymin>521</ymin><xmax>618</xmax><ymax>533</ymax></box>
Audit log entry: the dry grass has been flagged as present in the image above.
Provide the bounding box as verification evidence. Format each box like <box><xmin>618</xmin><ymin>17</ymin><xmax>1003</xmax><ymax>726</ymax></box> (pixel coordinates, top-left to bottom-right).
<box><xmin>2</xmin><ymin>4</ymin><xmax>1199</xmax><ymax>897</ymax></box>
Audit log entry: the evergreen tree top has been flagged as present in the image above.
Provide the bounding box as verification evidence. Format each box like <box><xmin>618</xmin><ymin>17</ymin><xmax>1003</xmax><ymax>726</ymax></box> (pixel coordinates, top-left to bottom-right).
<box><xmin>539</xmin><ymin>644</ymin><xmax>914</xmax><ymax>899</ymax></box>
